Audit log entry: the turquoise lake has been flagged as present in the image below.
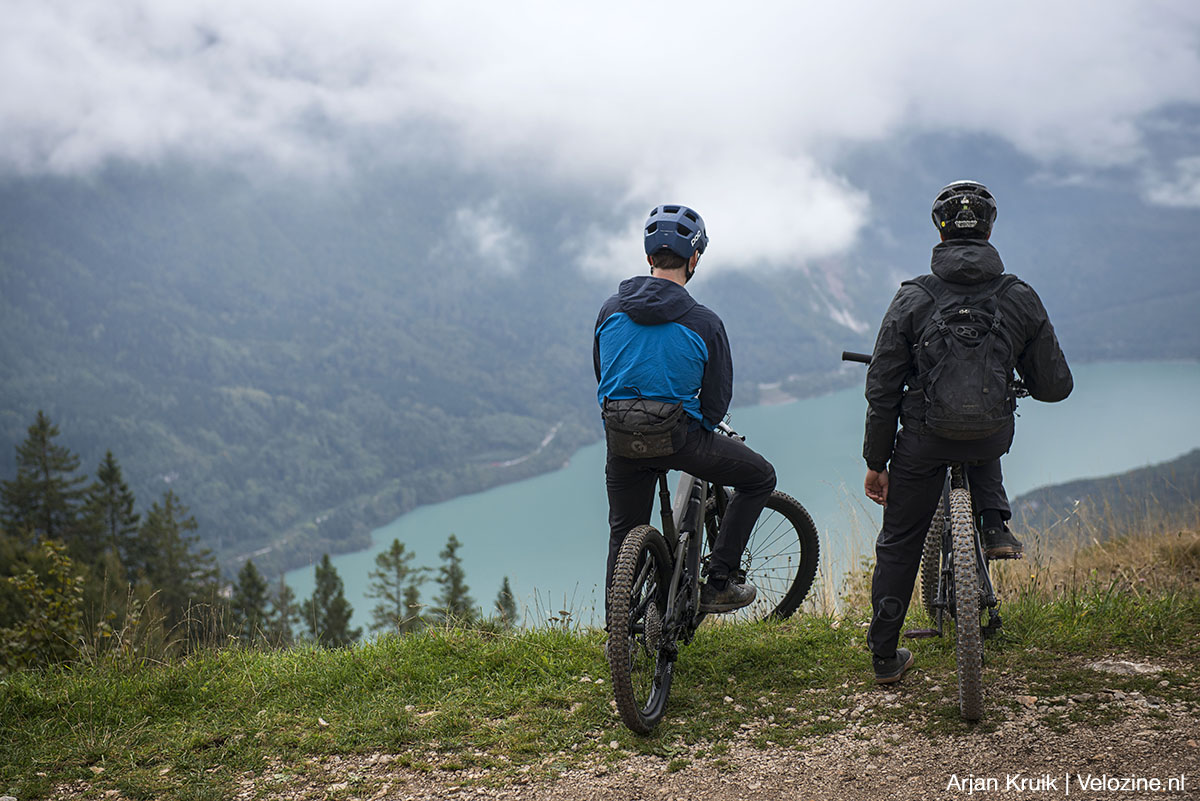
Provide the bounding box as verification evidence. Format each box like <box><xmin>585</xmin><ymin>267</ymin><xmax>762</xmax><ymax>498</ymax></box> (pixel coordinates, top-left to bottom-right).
<box><xmin>286</xmin><ymin>360</ymin><xmax>1200</xmax><ymax>630</ymax></box>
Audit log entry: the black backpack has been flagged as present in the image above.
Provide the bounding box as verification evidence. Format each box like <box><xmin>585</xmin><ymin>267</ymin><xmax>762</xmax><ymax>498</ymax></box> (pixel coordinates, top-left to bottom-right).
<box><xmin>904</xmin><ymin>274</ymin><xmax>1020</xmax><ymax>440</ymax></box>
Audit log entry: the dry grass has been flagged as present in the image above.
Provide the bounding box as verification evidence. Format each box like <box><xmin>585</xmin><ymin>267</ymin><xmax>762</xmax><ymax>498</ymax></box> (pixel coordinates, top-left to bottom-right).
<box><xmin>996</xmin><ymin>525</ymin><xmax>1200</xmax><ymax>599</ymax></box>
<box><xmin>837</xmin><ymin>505</ymin><xmax>1200</xmax><ymax>612</ymax></box>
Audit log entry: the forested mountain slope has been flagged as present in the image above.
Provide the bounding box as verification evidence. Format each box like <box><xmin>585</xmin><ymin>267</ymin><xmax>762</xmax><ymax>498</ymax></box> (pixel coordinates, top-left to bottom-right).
<box><xmin>1011</xmin><ymin>448</ymin><xmax>1200</xmax><ymax>540</ymax></box>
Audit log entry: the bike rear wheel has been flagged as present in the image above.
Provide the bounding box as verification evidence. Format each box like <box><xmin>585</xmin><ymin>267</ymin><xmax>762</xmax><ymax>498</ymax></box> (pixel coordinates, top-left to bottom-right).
<box><xmin>715</xmin><ymin>490</ymin><xmax>819</xmax><ymax>622</ymax></box>
<box><xmin>608</xmin><ymin>524</ymin><xmax>675</xmax><ymax>734</ymax></box>
<box><xmin>950</xmin><ymin>487</ymin><xmax>984</xmax><ymax>721</ymax></box>
<box><xmin>920</xmin><ymin>497</ymin><xmax>945</xmax><ymax>620</ymax></box>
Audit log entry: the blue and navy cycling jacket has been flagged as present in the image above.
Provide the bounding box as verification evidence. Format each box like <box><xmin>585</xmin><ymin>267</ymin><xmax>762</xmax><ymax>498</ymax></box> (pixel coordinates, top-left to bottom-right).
<box><xmin>593</xmin><ymin>275</ymin><xmax>733</xmax><ymax>431</ymax></box>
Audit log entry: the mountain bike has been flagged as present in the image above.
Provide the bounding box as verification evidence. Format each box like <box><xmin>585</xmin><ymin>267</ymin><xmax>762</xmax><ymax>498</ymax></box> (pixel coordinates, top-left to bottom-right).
<box><xmin>607</xmin><ymin>422</ymin><xmax>820</xmax><ymax>734</ymax></box>
<box><xmin>842</xmin><ymin>350</ymin><xmax>1023</xmax><ymax>721</ymax></box>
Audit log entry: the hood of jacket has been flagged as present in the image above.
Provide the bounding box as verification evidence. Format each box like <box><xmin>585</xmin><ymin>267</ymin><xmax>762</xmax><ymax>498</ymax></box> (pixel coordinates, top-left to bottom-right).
<box><xmin>617</xmin><ymin>275</ymin><xmax>697</xmax><ymax>325</ymax></box>
<box><xmin>930</xmin><ymin>239</ymin><xmax>1005</xmax><ymax>285</ymax></box>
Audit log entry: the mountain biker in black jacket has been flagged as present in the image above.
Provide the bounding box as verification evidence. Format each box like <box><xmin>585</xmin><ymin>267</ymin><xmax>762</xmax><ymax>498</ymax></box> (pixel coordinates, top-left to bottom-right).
<box><xmin>861</xmin><ymin>180</ymin><xmax>1073</xmax><ymax>683</ymax></box>
<box><xmin>595</xmin><ymin>205</ymin><xmax>776</xmax><ymax>620</ymax></box>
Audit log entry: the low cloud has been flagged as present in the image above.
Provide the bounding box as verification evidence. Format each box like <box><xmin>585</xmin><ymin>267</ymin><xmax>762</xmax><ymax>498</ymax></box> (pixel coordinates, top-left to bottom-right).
<box><xmin>1143</xmin><ymin>156</ymin><xmax>1200</xmax><ymax>208</ymax></box>
<box><xmin>3</xmin><ymin>1</ymin><xmax>1199</xmax><ymax>269</ymax></box>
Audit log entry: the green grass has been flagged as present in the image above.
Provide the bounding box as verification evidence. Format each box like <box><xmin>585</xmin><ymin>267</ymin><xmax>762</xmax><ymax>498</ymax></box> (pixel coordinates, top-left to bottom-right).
<box><xmin>2</xmin><ymin>588</ymin><xmax>1198</xmax><ymax>800</ymax></box>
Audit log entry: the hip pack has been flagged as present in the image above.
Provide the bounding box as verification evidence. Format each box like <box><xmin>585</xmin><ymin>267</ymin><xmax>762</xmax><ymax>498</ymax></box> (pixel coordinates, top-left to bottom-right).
<box><xmin>602</xmin><ymin>397</ymin><xmax>688</xmax><ymax>459</ymax></box>
<box><xmin>905</xmin><ymin>274</ymin><xmax>1020</xmax><ymax>440</ymax></box>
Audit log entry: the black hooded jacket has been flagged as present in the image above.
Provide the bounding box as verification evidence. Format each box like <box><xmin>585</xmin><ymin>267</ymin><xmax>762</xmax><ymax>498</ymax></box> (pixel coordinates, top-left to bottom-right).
<box><xmin>863</xmin><ymin>239</ymin><xmax>1073</xmax><ymax>471</ymax></box>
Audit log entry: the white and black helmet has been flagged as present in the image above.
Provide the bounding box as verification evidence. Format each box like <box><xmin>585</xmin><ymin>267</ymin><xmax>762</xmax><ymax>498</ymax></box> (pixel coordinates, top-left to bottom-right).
<box><xmin>931</xmin><ymin>180</ymin><xmax>997</xmax><ymax>239</ymax></box>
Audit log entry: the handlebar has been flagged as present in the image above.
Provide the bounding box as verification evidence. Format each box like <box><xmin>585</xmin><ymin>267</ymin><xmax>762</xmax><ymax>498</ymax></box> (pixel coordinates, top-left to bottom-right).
<box><xmin>841</xmin><ymin>350</ymin><xmax>871</xmax><ymax>364</ymax></box>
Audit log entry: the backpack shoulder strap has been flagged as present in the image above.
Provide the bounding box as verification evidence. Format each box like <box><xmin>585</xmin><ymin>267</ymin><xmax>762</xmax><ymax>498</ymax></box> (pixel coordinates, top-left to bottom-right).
<box><xmin>973</xmin><ymin>273</ymin><xmax>1021</xmax><ymax>304</ymax></box>
<box><xmin>901</xmin><ymin>274</ymin><xmax>953</xmax><ymax>335</ymax></box>
<box><xmin>900</xmin><ymin>273</ymin><xmax>944</xmax><ymax>301</ymax></box>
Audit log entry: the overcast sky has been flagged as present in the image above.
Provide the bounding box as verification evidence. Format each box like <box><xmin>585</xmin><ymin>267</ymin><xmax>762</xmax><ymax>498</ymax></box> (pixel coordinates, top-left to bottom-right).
<box><xmin>3</xmin><ymin>1</ymin><xmax>1199</xmax><ymax>269</ymax></box>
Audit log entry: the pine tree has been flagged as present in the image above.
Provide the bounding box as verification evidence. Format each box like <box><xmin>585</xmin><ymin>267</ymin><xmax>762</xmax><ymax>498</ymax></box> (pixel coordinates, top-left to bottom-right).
<box><xmin>434</xmin><ymin>534</ymin><xmax>475</xmax><ymax>624</ymax></box>
<box><xmin>79</xmin><ymin>451</ymin><xmax>140</xmax><ymax>566</ymax></box>
<box><xmin>365</xmin><ymin>539</ymin><xmax>428</xmax><ymax>635</ymax></box>
<box><xmin>266</xmin><ymin>576</ymin><xmax>300</xmax><ymax>648</ymax></box>
<box><xmin>230</xmin><ymin>560</ymin><xmax>270</xmax><ymax>643</ymax></box>
<box><xmin>493</xmin><ymin>576</ymin><xmax>518</xmax><ymax>628</ymax></box>
<box><xmin>300</xmin><ymin>554</ymin><xmax>362</xmax><ymax>647</ymax></box>
<box><xmin>133</xmin><ymin>490</ymin><xmax>218</xmax><ymax>633</ymax></box>
<box><xmin>0</xmin><ymin>411</ymin><xmax>87</xmax><ymax>545</ymax></box>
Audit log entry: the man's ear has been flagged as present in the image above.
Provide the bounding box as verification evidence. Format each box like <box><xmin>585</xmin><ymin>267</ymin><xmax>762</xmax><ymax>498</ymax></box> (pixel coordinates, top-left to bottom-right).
<box><xmin>647</xmin><ymin>254</ymin><xmax>655</xmax><ymax>270</ymax></box>
<box><xmin>689</xmin><ymin>251</ymin><xmax>700</xmax><ymax>269</ymax></box>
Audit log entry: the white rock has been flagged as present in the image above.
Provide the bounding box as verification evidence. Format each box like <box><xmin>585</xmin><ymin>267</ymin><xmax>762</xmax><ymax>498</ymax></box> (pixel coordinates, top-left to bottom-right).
<box><xmin>1087</xmin><ymin>659</ymin><xmax>1164</xmax><ymax>676</ymax></box>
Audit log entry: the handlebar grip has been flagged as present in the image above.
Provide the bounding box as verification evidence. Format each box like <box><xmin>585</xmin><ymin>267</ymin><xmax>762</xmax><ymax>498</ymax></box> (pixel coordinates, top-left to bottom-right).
<box><xmin>841</xmin><ymin>350</ymin><xmax>872</xmax><ymax>364</ymax></box>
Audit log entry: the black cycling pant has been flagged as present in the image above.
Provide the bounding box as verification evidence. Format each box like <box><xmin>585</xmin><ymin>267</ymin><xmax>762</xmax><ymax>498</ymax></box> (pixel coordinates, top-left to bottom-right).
<box><xmin>604</xmin><ymin>425</ymin><xmax>776</xmax><ymax>618</ymax></box>
<box><xmin>866</xmin><ymin>422</ymin><xmax>1014</xmax><ymax>658</ymax></box>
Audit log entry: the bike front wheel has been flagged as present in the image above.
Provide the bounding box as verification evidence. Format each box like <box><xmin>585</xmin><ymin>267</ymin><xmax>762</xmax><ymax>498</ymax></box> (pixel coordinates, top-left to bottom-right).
<box><xmin>608</xmin><ymin>524</ymin><xmax>675</xmax><ymax>734</ymax></box>
<box><xmin>950</xmin><ymin>487</ymin><xmax>984</xmax><ymax>721</ymax></box>
<box><xmin>721</xmin><ymin>490</ymin><xmax>820</xmax><ymax>622</ymax></box>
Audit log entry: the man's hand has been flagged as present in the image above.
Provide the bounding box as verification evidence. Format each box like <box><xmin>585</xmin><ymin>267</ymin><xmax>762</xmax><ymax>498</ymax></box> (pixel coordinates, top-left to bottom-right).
<box><xmin>864</xmin><ymin>468</ymin><xmax>889</xmax><ymax>507</ymax></box>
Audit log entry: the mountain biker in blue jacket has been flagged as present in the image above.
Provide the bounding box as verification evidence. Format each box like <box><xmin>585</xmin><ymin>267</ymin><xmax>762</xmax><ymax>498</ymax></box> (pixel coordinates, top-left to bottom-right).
<box><xmin>594</xmin><ymin>204</ymin><xmax>776</xmax><ymax>617</ymax></box>
<box><xmin>861</xmin><ymin>181</ymin><xmax>1073</xmax><ymax>684</ymax></box>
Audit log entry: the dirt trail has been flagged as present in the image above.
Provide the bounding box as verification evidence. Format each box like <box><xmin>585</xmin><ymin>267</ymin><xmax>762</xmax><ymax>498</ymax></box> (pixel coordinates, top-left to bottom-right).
<box><xmin>245</xmin><ymin>700</ymin><xmax>1198</xmax><ymax>801</ymax></box>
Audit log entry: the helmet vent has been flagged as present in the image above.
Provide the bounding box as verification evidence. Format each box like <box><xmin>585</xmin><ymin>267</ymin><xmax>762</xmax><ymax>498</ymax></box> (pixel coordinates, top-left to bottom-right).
<box><xmin>645</xmin><ymin>222</ymin><xmax>658</xmax><ymax>234</ymax></box>
<box><xmin>675</xmin><ymin>223</ymin><xmax>693</xmax><ymax>238</ymax></box>
<box><xmin>663</xmin><ymin>205</ymin><xmax>681</xmax><ymax>214</ymax></box>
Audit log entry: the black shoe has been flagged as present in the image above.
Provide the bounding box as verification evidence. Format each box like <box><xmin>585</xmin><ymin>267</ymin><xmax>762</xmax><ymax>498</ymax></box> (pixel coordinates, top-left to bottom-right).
<box><xmin>699</xmin><ymin>580</ymin><xmax>757</xmax><ymax>613</ymax></box>
<box><xmin>873</xmin><ymin>648</ymin><xmax>914</xmax><ymax>684</ymax></box>
<box><xmin>983</xmin><ymin>525</ymin><xmax>1024</xmax><ymax>558</ymax></box>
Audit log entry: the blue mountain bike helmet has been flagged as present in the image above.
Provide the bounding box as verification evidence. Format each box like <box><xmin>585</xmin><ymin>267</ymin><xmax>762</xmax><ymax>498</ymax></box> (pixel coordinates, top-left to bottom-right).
<box><xmin>644</xmin><ymin>205</ymin><xmax>708</xmax><ymax>259</ymax></box>
<box><xmin>931</xmin><ymin>180</ymin><xmax>997</xmax><ymax>239</ymax></box>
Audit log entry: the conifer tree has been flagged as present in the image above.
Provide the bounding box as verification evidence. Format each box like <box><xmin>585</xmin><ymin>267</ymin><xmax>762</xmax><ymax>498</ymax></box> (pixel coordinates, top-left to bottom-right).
<box><xmin>80</xmin><ymin>451</ymin><xmax>139</xmax><ymax>565</ymax></box>
<box><xmin>434</xmin><ymin>534</ymin><xmax>475</xmax><ymax>624</ymax></box>
<box><xmin>133</xmin><ymin>490</ymin><xmax>218</xmax><ymax>633</ymax></box>
<box><xmin>230</xmin><ymin>560</ymin><xmax>270</xmax><ymax>643</ymax></box>
<box><xmin>365</xmin><ymin>539</ymin><xmax>426</xmax><ymax>635</ymax></box>
<box><xmin>266</xmin><ymin>576</ymin><xmax>300</xmax><ymax>648</ymax></box>
<box><xmin>300</xmin><ymin>554</ymin><xmax>361</xmax><ymax>647</ymax></box>
<box><xmin>0</xmin><ymin>411</ymin><xmax>87</xmax><ymax>545</ymax></box>
<box><xmin>494</xmin><ymin>576</ymin><xmax>518</xmax><ymax>629</ymax></box>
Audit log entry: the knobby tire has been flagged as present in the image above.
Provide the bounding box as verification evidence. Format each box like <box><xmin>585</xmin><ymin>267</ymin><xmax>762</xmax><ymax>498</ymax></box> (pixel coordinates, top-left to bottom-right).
<box><xmin>950</xmin><ymin>487</ymin><xmax>984</xmax><ymax>721</ymax></box>
<box><xmin>608</xmin><ymin>524</ymin><xmax>674</xmax><ymax>734</ymax></box>
<box><xmin>920</xmin><ymin>497</ymin><xmax>945</xmax><ymax>620</ymax></box>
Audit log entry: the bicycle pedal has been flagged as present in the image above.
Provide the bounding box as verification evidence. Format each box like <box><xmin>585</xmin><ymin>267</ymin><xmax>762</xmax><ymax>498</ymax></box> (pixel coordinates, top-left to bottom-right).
<box><xmin>904</xmin><ymin>628</ymin><xmax>940</xmax><ymax>639</ymax></box>
<box><xmin>988</xmin><ymin>551</ymin><xmax>1025</xmax><ymax>560</ymax></box>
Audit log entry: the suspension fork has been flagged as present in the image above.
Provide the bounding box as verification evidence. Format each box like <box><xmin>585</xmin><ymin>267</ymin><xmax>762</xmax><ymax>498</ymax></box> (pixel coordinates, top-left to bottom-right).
<box><xmin>951</xmin><ymin>464</ymin><xmax>1002</xmax><ymax>632</ymax></box>
<box><xmin>662</xmin><ymin>473</ymin><xmax>706</xmax><ymax>639</ymax></box>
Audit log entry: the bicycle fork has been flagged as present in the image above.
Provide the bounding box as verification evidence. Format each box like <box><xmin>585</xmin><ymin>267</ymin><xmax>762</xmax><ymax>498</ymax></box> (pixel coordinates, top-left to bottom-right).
<box><xmin>939</xmin><ymin>467</ymin><xmax>1004</xmax><ymax>639</ymax></box>
<box><xmin>661</xmin><ymin>473</ymin><xmax>706</xmax><ymax>654</ymax></box>
<box><xmin>922</xmin><ymin>469</ymin><xmax>1004</xmax><ymax>640</ymax></box>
